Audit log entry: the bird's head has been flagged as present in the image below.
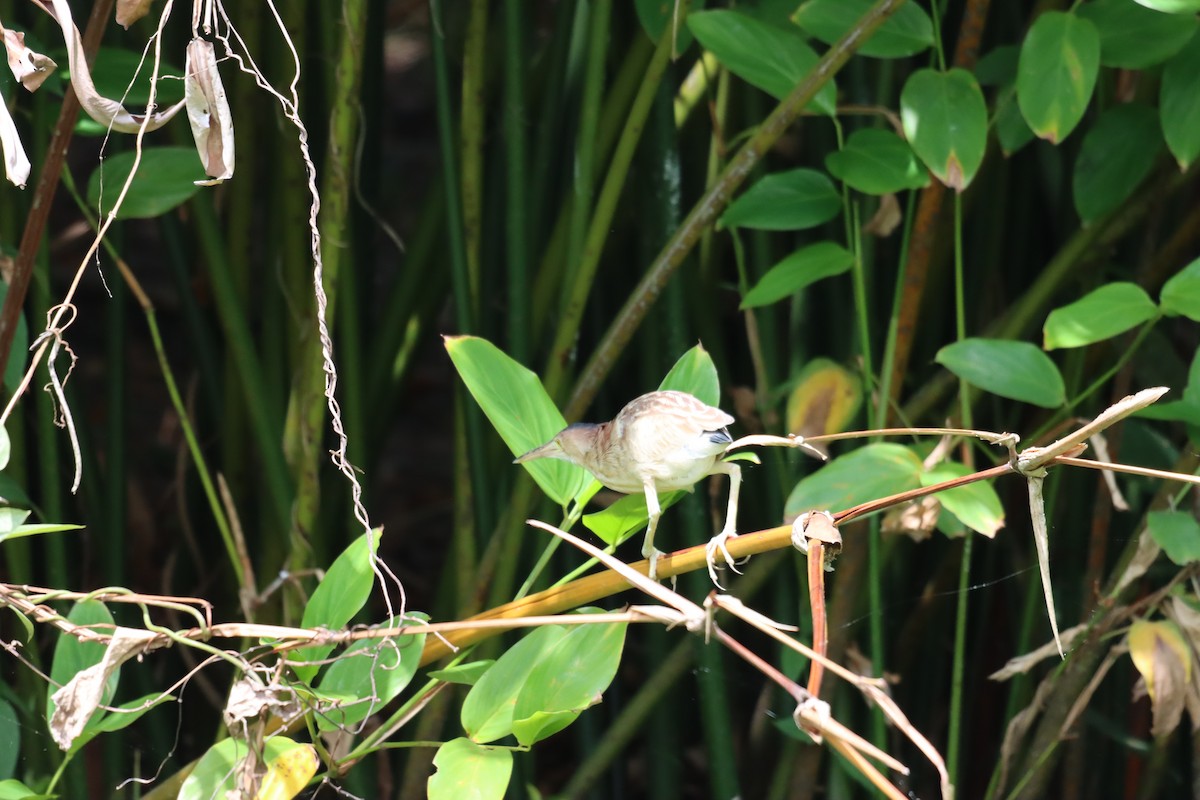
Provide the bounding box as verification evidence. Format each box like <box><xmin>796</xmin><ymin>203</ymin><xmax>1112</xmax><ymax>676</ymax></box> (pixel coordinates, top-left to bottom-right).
<box><xmin>513</xmin><ymin>423</ymin><xmax>602</xmax><ymax>466</ymax></box>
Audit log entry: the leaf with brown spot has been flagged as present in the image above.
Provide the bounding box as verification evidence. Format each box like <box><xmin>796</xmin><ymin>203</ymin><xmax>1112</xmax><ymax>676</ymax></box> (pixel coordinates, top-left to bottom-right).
<box><xmin>785</xmin><ymin>358</ymin><xmax>862</xmax><ymax>444</ymax></box>
<box><xmin>1129</xmin><ymin>619</ymin><xmax>1192</xmax><ymax>736</ymax></box>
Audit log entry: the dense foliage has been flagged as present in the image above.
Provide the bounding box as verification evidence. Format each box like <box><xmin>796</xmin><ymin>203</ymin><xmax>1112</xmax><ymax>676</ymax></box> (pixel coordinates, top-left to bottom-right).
<box><xmin>1</xmin><ymin>0</ymin><xmax>1199</xmax><ymax>798</ymax></box>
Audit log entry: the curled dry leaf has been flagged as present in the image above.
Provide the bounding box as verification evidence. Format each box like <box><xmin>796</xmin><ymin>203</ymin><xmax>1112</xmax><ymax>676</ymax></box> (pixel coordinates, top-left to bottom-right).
<box><xmin>1129</xmin><ymin>619</ymin><xmax>1192</xmax><ymax>737</ymax></box>
<box><xmin>185</xmin><ymin>38</ymin><xmax>235</xmax><ymax>184</ymax></box>
<box><xmin>42</xmin><ymin>0</ymin><xmax>185</xmax><ymax>133</ymax></box>
<box><xmin>49</xmin><ymin>627</ymin><xmax>156</xmax><ymax>750</ymax></box>
<box><xmin>223</xmin><ymin>672</ymin><xmax>305</xmax><ymax>731</ymax></box>
<box><xmin>882</xmin><ymin>496</ymin><xmax>940</xmax><ymax>542</ymax></box>
<box><xmin>3</xmin><ymin>26</ymin><xmax>57</xmax><ymax>91</ymax></box>
<box><xmin>115</xmin><ymin>0</ymin><xmax>154</xmax><ymax>29</ymax></box>
<box><xmin>863</xmin><ymin>192</ymin><xmax>903</xmax><ymax>237</ymax></box>
<box><xmin>0</xmin><ymin>90</ymin><xmax>30</xmax><ymax>187</ymax></box>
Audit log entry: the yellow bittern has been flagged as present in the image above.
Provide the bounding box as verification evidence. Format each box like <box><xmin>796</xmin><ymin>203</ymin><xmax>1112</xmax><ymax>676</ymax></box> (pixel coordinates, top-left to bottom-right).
<box><xmin>515</xmin><ymin>390</ymin><xmax>742</xmax><ymax>582</ymax></box>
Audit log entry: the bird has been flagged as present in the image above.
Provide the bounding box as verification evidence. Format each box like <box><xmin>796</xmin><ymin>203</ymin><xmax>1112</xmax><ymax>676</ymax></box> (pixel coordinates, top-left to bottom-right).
<box><xmin>515</xmin><ymin>390</ymin><xmax>742</xmax><ymax>583</ymax></box>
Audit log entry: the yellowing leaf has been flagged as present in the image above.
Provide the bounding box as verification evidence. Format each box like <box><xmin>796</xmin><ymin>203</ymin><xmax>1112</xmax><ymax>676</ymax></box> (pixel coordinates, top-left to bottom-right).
<box><xmin>786</xmin><ymin>359</ymin><xmax>862</xmax><ymax>439</ymax></box>
<box><xmin>1129</xmin><ymin>619</ymin><xmax>1192</xmax><ymax>736</ymax></box>
<box><xmin>255</xmin><ymin>744</ymin><xmax>319</xmax><ymax>800</ymax></box>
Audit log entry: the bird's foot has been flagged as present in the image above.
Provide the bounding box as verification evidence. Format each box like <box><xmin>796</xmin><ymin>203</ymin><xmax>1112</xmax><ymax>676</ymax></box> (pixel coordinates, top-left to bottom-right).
<box><xmin>645</xmin><ymin>547</ymin><xmax>666</xmax><ymax>581</ymax></box>
<box><xmin>705</xmin><ymin>529</ymin><xmax>742</xmax><ymax>588</ymax></box>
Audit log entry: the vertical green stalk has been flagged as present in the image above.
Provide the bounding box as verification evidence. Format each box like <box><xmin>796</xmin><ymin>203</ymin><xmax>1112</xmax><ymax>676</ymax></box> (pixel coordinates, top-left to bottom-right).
<box><xmin>191</xmin><ymin>199</ymin><xmax>292</xmax><ymax>537</ymax></box>
<box><xmin>503</xmin><ymin>0</ymin><xmax>531</xmax><ymax>361</ymax></box>
<box><xmin>430</xmin><ymin>0</ymin><xmax>493</xmax><ymax>553</ymax></box>
<box><xmin>948</xmin><ymin>192</ymin><xmax>973</xmax><ymax>784</ymax></box>
<box><xmin>282</xmin><ymin>0</ymin><xmax>370</xmax><ymax>573</ymax></box>
<box><xmin>104</xmin><ymin>260</ymin><xmax>126</xmax><ymax>586</ymax></box>
<box><xmin>461</xmin><ymin>0</ymin><xmax>488</xmax><ymax>321</ymax></box>
<box><xmin>562</xmin><ymin>0</ymin><xmax>610</xmax><ymax>311</ymax></box>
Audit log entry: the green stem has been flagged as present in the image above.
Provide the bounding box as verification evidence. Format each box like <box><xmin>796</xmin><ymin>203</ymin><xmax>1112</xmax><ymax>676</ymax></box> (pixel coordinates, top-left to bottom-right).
<box><xmin>191</xmin><ymin>199</ymin><xmax>292</xmax><ymax>534</ymax></box>
<box><xmin>948</xmin><ymin>191</ymin><xmax>972</xmax><ymax>784</ymax></box>
<box><xmin>460</xmin><ymin>0</ymin><xmax>488</xmax><ymax>320</ymax></box>
<box><xmin>503</xmin><ymin>0</ymin><xmax>531</xmax><ymax>361</ymax></box>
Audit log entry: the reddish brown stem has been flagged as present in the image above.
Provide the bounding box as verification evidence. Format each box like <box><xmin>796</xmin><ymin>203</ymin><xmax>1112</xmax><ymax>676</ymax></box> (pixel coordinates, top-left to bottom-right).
<box><xmin>0</xmin><ymin>0</ymin><xmax>115</xmax><ymax>379</ymax></box>
<box><xmin>807</xmin><ymin>540</ymin><xmax>828</xmax><ymax>700</ymax></box>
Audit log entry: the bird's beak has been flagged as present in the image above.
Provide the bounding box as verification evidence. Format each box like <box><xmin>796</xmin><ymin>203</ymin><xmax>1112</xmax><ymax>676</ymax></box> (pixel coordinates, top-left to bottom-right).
<box><xmin>514</xmin><ymin>439</ymin><xmax>562</xmax><ymax>464</ymax></box>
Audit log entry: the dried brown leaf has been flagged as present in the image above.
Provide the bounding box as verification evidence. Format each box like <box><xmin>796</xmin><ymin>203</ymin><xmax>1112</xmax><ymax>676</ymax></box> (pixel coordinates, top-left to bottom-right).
<box><xmin>863</xmin><ymin>192</ymin><xmax>902</xmax><ymax>237</ymax></box>
<box><xmin>882</xmin><ymin>496</ymin><xmax>940</xmax><ymax>542</ymax></box>
<box><xmin>3</xmin><ymin>26</ymin><xmax>57</xmax><ymax>91</ymax></box>
<box><xmin>49</xmin><ymin>627</ymin><xmax>156</xmax><ymax>750</ymax></box>
<box><xmin>115</xmin><ymin>0</ymin><xmax>154</xmax><ymax>29</ymax></box>
<box><xmin>42</xmin><ymin>0</ymin><xmax>185</xmax><ymax>133</ymax></box>
<box><xmin>1129</xmin><ymin>619</ymin><xmax>1192</xmax><ymax>737</ymax></box>
<box><xmin>0</xmin><ymin>90</ymin><xmax>30</xmax><ymax>187</ymax></box>
<box><xmin>185</xmin><ymin>38</ymin><xmax>235</xmax><ymax>183</ymax></box>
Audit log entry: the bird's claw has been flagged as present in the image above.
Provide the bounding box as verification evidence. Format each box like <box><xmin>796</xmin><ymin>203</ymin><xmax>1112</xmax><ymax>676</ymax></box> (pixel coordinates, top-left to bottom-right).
<box><xmin>645</xmin><ymin>547</ymin><xmax>666</xmax><ymax>581</ymax></box>
<box><xmin>705</xmin><ymin>530</ymin><xmax>742</xmax><ymax>587</ymax></box>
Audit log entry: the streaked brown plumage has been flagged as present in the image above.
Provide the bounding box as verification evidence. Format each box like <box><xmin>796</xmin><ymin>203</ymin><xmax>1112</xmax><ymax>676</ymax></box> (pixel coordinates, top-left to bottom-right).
<box><xmin>516</xmin><ymin>390</ymin><xmax>742</xmax><ymax>582</ymax></box>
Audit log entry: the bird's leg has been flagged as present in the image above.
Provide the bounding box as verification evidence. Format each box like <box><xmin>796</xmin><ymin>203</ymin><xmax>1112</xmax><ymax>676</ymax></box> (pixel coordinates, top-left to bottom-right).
<box><xmin>640</xmin><ymin>479</ymin><xmax>664</xmax><ymax>580</ymax></box>
<box><xmin>704</xmin><ymin>462</ymin><xmax>742</xmax><ymax>587</ymax></box>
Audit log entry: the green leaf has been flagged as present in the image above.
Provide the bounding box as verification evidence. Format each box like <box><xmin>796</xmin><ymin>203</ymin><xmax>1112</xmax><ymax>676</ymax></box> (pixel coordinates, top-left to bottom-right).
<box><xmin>740</xmin><ymin>242</ymin><xmax>854</xmax><ymax>309</ymax></box>
<box><xmin>47</xmin><ymin>601</ymin><xmax>116</xmax><ymax>723</ymax></box>
<box><xmin>0</xmin><ymin>699</ymin><xmax>16</xmax><ymax>780</ymax></box>
<box><xmin>1161</xmin><ymin>257</ymin><xmax>1200</xmax><ymax>321</ymax></box>
<box><xmin>635</xmin><ymin>0</ymin><xmax>706</xmax><ymax>49</ymax></box>
<box><xmin>179</xmin><ymin>737</ymin><xmax>307</xmax><ymax>800</ymax></box>
<box><xmin>793</xmin><ymin>0</ymin><xmax>934</xmax><ymax>58</ymax></box>
<box><xmin>0</xmin><ymin>780</ymin><xmax>51</xmax><ymax>800</ymax></box>
<box><xmin>1017</xmin><ymin>12</ymin><xmax>1100</xmax><ymax>143</ymax></box>
<box><xmin>462</xmin><ymin>625</ymin><xmax>570</xmax><ymax>743</ymax></box>
<box><xmin>291</xmin><ymin>530</ymin><xmax>380</xmax><ymax>683</ymax></box>
<box><xmin>785</xmin><ymin>444</ymin><xmax>922</xmax><ymax>517</ymax></box>
<box><xmin>1043</xmin><ymin>282</ymin><xmax>1158</xmax><ymax>349</ymax></box>
<box><xmin>1131</xmin><ymin>0</ymin><xmax>1200</xmax><ymax>12</ymax></box>
<box><xmin>824</xmin><ymin>129</ymin><xmax>930</xmax><ymax>195</ymax></box>
<box><xmin>1076</xmin><ymin>0</ymin><xmax>1197</xmax><ymax>68</ymax></box>
<box><xmin>901</xmin><ymin>68</ymin><xmax>988</xmax><ymax>191</ymax></box>
<box><xmin>315</xmin><ymin>615</ymin><xmax>428</xmax><ymax>731</ymax></box>
<box><xmin>920</xmin><ymin>462</ymin><xmax>1005</xmax><ymax>538</ymax></box>
<box><xmin>512</xmin><ymin>620</ymin><xmax>627</xmax><ymax>745</ymax></box>
<box><xmin>935</xmin><ymin>338</ymin><xmax>1066</xmax><ymax>408</ymax></box>
<box><xmin>0</xmin><ymin>508</ymin><xmax>29</xmax><ymax>534</ymax></box>
<box><xmin>86</xmin><ymin>147</ymin><xmax>207</xmax><ymax>219</ymax></box>
<box><xmin>1148</xmin><ymin>511</ymin><xmax>1200</xmax><ymax>565</ymax></box>
<box><xmin>65</xmin><ymin>47</ymin><xmax>185</xmax><ymax>108</ymax></box>
<box><xmin>446</xmin><ymin>336</ymin><xmax>590</xmax><ymax>506</ymax></box>
<box><xmin>582</xmin><ymin>490</ymin><xmax>688</xmax><ymax>546</ymax></box>
<box><xmin>428</xmin><ymin>660</ymin><xmax>494</xmax><ymax>686</ymax></box>
<box><xmin>658</xmin><ymin>344</ymin><xmax>720</xmax><ymax>406</ymax></box>
<box><xmin>0</xmin><ymin>283</ymin><xmax>28</xmax><ymax>397</ymax></box>
<box><xmin>995</xmin><ymin>87</ymin><xmax>1036</xmax><ymax>156</ymax></box>
<box><xmin>1161</xmin><ymin>32</ymin><xmax>1200</xmax><ymax>170</ymax></box>
<box><xmin>1073</xmin><ymin>103</ymin><xmax>1162</xmax><ymax>223</ymax></box>
<box><xmin>974</xmin><ymin>45</ymin><xmax>1020</xmax><ymax>86</ymax></box>
<box><xmin>719</xmin><ymin>169</ymin><xmax>840</xmax><ymax>231</ymax></box>
<box><xmin>687</xmin><ymin>10</ymin><xmax>836</xmax><ymax>115</ymax></box>
<box><xmin>428</xmin><ymin>738</ymin><xmax>513</xmax><ymax>800</ymax></box>
<box><xmin>0</xmin><ymin>522</ymin><xmax>84</xmax><ymax>544</ymax></box>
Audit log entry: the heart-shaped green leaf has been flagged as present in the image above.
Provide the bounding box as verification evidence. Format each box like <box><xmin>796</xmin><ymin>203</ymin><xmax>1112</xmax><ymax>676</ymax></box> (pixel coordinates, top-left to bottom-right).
<box><xmin>901</xmin><ymin>68</ymin><xmax>988</xmax><ymax>190</ymax></box>
<box><xmin>1017</xmin><ymin>12</ymin><xmax>1100</xmax><ymax>143</ymax></box>
<box><xmin>936</xmin><ymin>338</ymin><xmax>1066</xmax><ymax>407</ymax></box>
<box><xmin>1043</xmin><ymin>282</ymin><xmax>1158</xmax><ymax>349</ymax></box>
<box><xmin>720</xmin><ymin>169</ymin><xmax>840</xmax><ymax>231</ymax></box>
<box><xmin>825</xmin><ymin>128</ymin><xmax>930</xmax><ymax>194</ymax></box>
